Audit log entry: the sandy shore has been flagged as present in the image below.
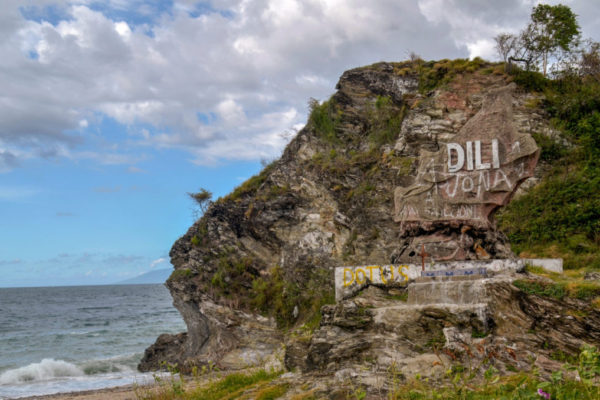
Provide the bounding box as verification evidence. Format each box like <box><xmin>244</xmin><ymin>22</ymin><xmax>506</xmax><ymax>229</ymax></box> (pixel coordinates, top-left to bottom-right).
<box><xmin>16</xmin><ymin>384</ymin><xmax>139</xmax><ymax>400</ymax></box>
<box><xmin>15</xmin><ymin>373</ymin><xmax>215</xmax><ymax>400</ymax></box>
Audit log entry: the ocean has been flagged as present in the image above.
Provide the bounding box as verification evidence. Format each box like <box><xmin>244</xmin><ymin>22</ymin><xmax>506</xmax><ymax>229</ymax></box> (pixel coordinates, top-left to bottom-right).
<box><xmin>0</xmin><ymin>284</ymin><xmax>186</xmax><ymax>399</ymax></box>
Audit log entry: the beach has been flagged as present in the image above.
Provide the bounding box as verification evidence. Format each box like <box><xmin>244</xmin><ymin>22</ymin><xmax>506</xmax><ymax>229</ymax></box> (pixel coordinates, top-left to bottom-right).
<box><xmin>18</xmin><ymin>384</ymin><xmax>138</xmax><ymax>400</ymax></box>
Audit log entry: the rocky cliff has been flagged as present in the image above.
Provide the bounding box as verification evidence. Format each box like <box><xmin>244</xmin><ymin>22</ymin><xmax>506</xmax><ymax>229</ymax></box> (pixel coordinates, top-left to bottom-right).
<box><xmin>139</xmin><ymin>60</ymin><xmax>599</xmax><ymax>396</ymax></box>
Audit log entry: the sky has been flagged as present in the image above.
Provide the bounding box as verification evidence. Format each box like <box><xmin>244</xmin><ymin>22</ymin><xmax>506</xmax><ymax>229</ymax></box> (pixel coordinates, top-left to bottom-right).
<box><xmin>1</xmin><ymin>0</ymin><xmax>599</xmax><ymax>287</ymax></box>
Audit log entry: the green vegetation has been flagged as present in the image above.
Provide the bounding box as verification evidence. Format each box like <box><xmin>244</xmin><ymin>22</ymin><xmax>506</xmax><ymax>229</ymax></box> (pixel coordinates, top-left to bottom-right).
<box><xmin>210</xmin><ymin>253</ymin><xmax>256</xmax><ymax>297</ymax></box>
<box><xmin>368</xmin><ymin>95</ymin><xmax>407</xmax><ymax>146</ymax></box>
<box><xmin>188</xmin><ymin>188</ymin><xmax>213</xmax><ymax>215</ymax></box>
<box><xmin>137</xmin><ymin>347</ymin><xmax>600</xmax><ymax>400</ymax></box>
<box><xmin>250</xmin><ymin>265</ymin><xmax>334</xmax><ymax>330</ymax></box>
<box><xmin>189</xmin><ymin>369</ymin><xmax>282</xmax><ymax>400</ymax></box>
<box><xmin>385</xmin><ymin>373</ymin><xmax>598</xmax><ymax>400</ymax></box>
<box><xmin>471</xmin><ymin>329</ymin><xmax>488</xmax><ymax>339</ymax></box>
<box><xmin>498</xmin><ymin>6</ymin><xmax>598</xmax><ymax>272</ymax></box>
<box><xmin>530</xmin><ymin>131</ymin><xmax>567</xmax><ymax>162</ymax></box>
<box><xmin>516</xmin><ymin>265</ymin><xmax>600</xmax><ymax>304</ymax></box>
<box><xmin>513</xmin><ymin>279</ymin><xmax>568</xmax><ymax>300</ymax></box>
<box><xmin>495</xmin><ymin>3</ymin><xmax>581</xmax><ymax>75</ymax></box>
<box><xmin>254</xmin><ymin>383</ymin><xmax>289</xmax><ymax>400</ymax></box>
<box><xmin>393</xmin><ymin>57</ymin><xmax>497</xmax><ymax>92</ymax></box>
<box><xmin>381</xmin><ymin>345</ymin><xmax>600</xmax><ymax>400</ymax></box>
<box><xmin>219</xmin><ymin>161</ymin><xmax>276</xmax><ymax>203</ymax></box>
<box><xmin>136</xmin><ymin>368</ymin><xmax>284</xmax><ymax>400</ymax></box>
<box><xmin>308</xmin><ymin>98</ymin><xmax>340</xmax><ymax>144</ymax></box>
<box><xmin>498</xmin><ymin>35</ymin><xmax>600</xmax><ymax>272</ymax></box>
<box><xmin>416</xmin><ymin>57</ymin><xmax>492</xmax><ymax>92</ymax></box>
<box><xmin>167</xmin><ymin>268</ymin><xmax>193</xmax><ymax>282</ymax></box>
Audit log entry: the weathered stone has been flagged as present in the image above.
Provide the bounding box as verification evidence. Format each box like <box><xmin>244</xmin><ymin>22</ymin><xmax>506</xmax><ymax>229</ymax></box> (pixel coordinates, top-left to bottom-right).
<box><xmin>142</xmin><ymin>62</ymin><xmax>583</xmax><ymax>398</ymax></box>
<box><xmin>522</xmin><ymin>258</ymin><xmax>563</xmax><ymax>273</ymax></box>
<box><xmin>335</xmin><ymin>259</ymin><xmax>524</xmax><ymax>300</ymax></box>
<box><xmin>585</xmin><ymin>271</ymin><xmax>600</xmax><ymax>281</ymax></box>
<box><xmin>283</xmin><ymin>274</ymin><xmax>600</xmax><ymax>396</ymax></box>
<box><xmin>139</xmin><ymin>332</ymin><xmax>187</xmax><ymax>371</ymax></box>
<box><xmin>393</xmin><ymin>83</ymin><xmax>539</xmax><ymax>262</ymax></box>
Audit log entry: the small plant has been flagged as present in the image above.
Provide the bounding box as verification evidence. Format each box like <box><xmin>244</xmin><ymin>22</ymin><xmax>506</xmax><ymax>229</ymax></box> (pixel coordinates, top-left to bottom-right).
<box><xmin>188</xmin><ymin>188</ymin><xmax>212</xmax><ymax>218</ymax></box>
<box><xmin>472</xmin><ymin>329</ymin><xmax>489</xmax><ymax>339</ymax></box>
<box><xmin>167</xmin><ymin>268</ymin><xmax>193</xmax><ymax>282</ymax></box>
<box><xmin>513</xmin><ymin>279</ymin><xmax>566</xmax><ymax>300</ymax></box>
<box><xmin>308</xmin><ymin>97</ymin><xmax>340</xmax><ymax>144</ymax></box>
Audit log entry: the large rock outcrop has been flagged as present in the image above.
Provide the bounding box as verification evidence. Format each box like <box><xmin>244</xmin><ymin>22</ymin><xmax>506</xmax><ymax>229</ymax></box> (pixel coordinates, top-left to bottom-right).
<box><xmin>282</xmin><ymin>276</ymin><xmax>600</xmax><ymax>397</ymax></box>
<box><xmin>140</xmin><ymin>61</ymin><xmax>581</xmax><ymax>393</ymax></box>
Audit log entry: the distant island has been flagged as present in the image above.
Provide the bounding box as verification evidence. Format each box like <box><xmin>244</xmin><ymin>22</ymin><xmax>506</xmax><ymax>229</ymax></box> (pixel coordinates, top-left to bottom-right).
<box><xmin>116</xmin><ymin>268</ymin><xmax>171</xmax><ymax>285</ymax></box>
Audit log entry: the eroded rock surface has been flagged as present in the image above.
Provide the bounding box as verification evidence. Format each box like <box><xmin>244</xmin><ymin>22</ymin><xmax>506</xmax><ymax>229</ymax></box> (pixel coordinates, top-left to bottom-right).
<box><xmin>140</xmin><ymin>62</ymin><xmax>568</xmax><ymax>389</ymax></box>
<box><xmin>282</xmin><ymin>275</ymin><xmax>600</xmax><ymax>397</ymax></box>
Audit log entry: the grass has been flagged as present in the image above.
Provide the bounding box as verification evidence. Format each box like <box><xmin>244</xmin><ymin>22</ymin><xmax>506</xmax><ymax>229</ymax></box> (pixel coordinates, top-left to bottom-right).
<box><xmin>367</xmin><ymin>95</ymin><xmax>407</xmax><ymax>146</ymax></box>
<box><xmin>514</xmin><ymin>265</ymin><xmax>600</xmax><ymax>304</ymax></box>
<box><xmin>136</xmin><ymin>369</ymin><xmax>284</xmax><ymax>400</ymax></box>
<box><xmin>384</xmin><ymin>345</ymin><xmax>600</xmax><ymax>400</ymax></box>
<box><xmin>250</xmin><ymin>265</ymin><xmax>335</xmax><ymax>330</ymax></box>
<box><xmin>386</xmin><ymin>292</ymin><xmax>408</xmax><ymax>302</ymax></box>
<box><xmin>513</xmin><ymin>279</ymin><xmax>568</xmax><ymax>300</ymax></box>
<box><xmin>308</xmin><ymin>98</ymin><xmax>340</xmax><ymax>144</ymax></box>
<box><xmin>219</xmin><ymin>161</ymin><xmax>276</xmax><ymax>203</ymax></box>
<box><xmin>385</xmin><ymin>374</ymin><xmax>599</xmax><ymax>400</ymax></box>
<box><xmin>167</xmin><ymin>268</ymin><xmax>193</xmax><ymax>282</ymax></box>
<box><xmin>189</xmin><ymin>369</ymin><xmax>282</xmax><ymax>400</ymax></box>
<box><xmin>392</xmin><ymin>57</ymin><xmax>497</xmax><ymax>92</ymax></box>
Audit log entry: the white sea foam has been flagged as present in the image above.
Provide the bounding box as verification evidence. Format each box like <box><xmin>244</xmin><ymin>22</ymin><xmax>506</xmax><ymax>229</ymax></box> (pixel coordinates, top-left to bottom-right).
<box><xmin>0</xmin><ymin>359</ymin><xmax>84</xmax><ymax>384</ymax></box>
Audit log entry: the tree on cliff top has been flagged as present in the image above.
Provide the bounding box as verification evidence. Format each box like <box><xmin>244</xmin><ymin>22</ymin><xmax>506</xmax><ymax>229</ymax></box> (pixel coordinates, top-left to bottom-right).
<box><xmin>496</xmin><ymin>3</ymin><xmax>580</xmax><ymax>76</ymax></box>
<box><xmin>188</xmin><ymin>188</ymin><xmax>212</xmax><ymax>218</ymax></box>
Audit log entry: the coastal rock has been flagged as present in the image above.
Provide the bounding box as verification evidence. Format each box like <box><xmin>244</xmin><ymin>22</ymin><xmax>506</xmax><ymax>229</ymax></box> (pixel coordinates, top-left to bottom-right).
<box><xmin>282</xmin><ymin>276</ymin><xmax>600</xmax><ymax>396</ymax></box>
<box><xmin>141</xmin><ymin>61</ymin><xmax>567</xmax><ymax>386</ymax></box>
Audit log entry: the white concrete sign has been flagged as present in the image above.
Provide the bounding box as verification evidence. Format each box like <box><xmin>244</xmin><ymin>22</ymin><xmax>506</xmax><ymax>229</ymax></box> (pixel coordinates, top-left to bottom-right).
<box><xmin>335</xmin><ymin>259</ymin><xmax>526</xmax><ymax>301</ymax></box>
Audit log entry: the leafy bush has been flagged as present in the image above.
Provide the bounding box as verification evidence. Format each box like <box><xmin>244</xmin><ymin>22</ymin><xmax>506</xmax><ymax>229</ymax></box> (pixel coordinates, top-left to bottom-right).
<box><xmin>368</xmin><ymin>96</ymin><xmax>407</xmax><ymax>146</ymax></box>
<box><xmin>511</xmin><ymin>68</ymin><xmax>549</xmax><ymax>91</ymax></box>
<box><xmin>499</xmin><ymin>67</ymin><xmax>600</xmax><ymax>270</ymax></box>
<box><xmin>308</xmin><ymin>98</ymin><xmax>340</xmax><ymax>144</ymax></box>
<box><xmin>531</xmin><ymin>132</ymin><xmax>567</xmax><ymax>162</ymax></box>
<box><xmin>250</xmin><ymin>266</ymin><xmax>334</xmax><ymax>330</ymax></box>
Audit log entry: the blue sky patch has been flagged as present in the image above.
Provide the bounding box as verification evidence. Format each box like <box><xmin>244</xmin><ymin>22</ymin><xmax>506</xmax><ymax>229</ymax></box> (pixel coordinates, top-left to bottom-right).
<box><xmin>19</xmin><ymin>4</ymin><xmax>73</xmax><ymax>25</ymax></box>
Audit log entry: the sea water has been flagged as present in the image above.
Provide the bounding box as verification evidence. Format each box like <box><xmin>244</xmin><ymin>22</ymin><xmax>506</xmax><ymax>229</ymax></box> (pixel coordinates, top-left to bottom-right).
<box><xmin>0</xmin><ymin>284</ymin><xmax>186</xmax><ymax>399</ymax></box>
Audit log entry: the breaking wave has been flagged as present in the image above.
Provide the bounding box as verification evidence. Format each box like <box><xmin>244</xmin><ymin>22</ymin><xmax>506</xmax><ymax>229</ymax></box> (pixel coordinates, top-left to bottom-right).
<box><xmin>0</xmin><ymin>354</ymin><xmax>139</xmax><ymax>386</ymax></box>
<box><xmin>0</xmin><ymin>359</ymin><xmax>84</xmax><ymax>384</ymax></box>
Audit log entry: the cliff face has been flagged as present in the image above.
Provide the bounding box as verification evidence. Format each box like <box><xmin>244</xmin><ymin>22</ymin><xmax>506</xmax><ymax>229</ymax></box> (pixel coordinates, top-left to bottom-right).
<box><xmin>139</xmin><ymin>61</ymin><xmax>589</xmax><ymax>390</ymax></box>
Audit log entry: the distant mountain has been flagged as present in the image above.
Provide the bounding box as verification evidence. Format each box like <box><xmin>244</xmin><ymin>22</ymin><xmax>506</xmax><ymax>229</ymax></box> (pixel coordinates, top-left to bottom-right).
<box><xmin>116</xmin><ymin>268</ymin><xmax>171</xmax><ymax>285</ymax></box>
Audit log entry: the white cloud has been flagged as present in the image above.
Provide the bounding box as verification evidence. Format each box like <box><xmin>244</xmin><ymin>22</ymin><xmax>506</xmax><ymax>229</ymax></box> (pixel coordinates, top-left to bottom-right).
<box><xmin>467</xmin><ymin>38</ymin><xmax>497</xmax><ymax>60</ymax></box>
<box><xmin>1</xmin><ymin>1</ymin><xmax>599</xmax><ymax>170</ymax></box>
<box><xmin>150</xmin><ymin>257</ymin><xmax>167</xmax><ymax>268</ymax></box>
<box><xmin>216</xmin><ymin>98</ymin><xmax>246</xmax><ymax>126</ymax></box>
<box><xmin>127</xmin><ymin>165</ymin><xmax>146</xmax><ymax>173</ymax></box>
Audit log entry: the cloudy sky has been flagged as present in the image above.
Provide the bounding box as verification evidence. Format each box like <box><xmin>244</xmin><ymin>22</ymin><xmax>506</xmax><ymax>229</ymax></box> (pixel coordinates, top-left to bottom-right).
<box><xmin>1</xmin><ymin>0</ymin><xmax>598</xmax><ymax>286</ymax></box>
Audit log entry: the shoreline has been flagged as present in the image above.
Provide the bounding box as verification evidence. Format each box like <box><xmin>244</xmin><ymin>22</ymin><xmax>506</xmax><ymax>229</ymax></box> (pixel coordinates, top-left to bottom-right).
<box><xmin>13</xmin><ymin>371</ymin><xmax>220</xmax><ymax>400</ymax></box>
<box><xmin>16</xmin><ymin>384</ymin><xmax>139</xmax><ymax>400</ymax></box>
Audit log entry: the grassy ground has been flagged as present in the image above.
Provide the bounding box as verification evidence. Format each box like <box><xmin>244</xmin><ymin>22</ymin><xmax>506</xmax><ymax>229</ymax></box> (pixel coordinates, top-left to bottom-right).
<box><xmin>135</xmin><ymin>345</ymin><xmax>600</xmax><ymax>399</ymax></box>
<box><xmin>135</xmin><ymin>368</ymin><xmax>285</xmax><ymax>400</ymax></box>
<box><xmin>514</xmin><ymin>265</ymin><xmax>600</xmax><ymax>306</ymax></box>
